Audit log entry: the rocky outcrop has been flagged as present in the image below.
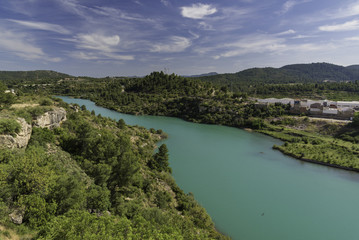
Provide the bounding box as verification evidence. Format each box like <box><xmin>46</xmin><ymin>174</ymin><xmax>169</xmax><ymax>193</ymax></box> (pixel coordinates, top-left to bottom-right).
<box><xmin>9</xmin><ymin>208</ymin><xmax>25</xmax><ymax>225</ymax></box>
<box><xmin>0</xmin><ymin>118</ymin><xmax>32</xmax><ymax>149</ymax></box>
<box><xmin>34</xmin><ymin>107</ymin><xmax>67</xmax><ymax>129</ymax></box>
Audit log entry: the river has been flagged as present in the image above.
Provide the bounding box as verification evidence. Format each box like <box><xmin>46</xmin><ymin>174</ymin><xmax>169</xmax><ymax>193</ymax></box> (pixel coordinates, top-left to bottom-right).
<box><xmin>59</xmin><ymin>96</ymin><xmax>359</xmax><ymax>240</ymax></box>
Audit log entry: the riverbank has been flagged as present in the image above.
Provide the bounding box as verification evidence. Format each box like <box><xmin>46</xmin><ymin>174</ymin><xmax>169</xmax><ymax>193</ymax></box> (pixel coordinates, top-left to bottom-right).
<box><xmin>58</xmin><ymin>96</ymin><xmax>359</xmax><ymax>240</ymax></box>
<box><xmin>273</xmin><ymin>145</ymin><xmax>359</xmax><ymax>172</ymax></box>
<box><xmin>0</xmin><ymin>95</ymin><xmax>230</xmax><ymax>240</ymax></box>
<box><xmin>61</xmin><ymin>94</ymin><xmax>359</xmax><ymax>175</ymax></box>
<box><xmin>88</xmin><ymin>96</ymin><xmax>359</xmax><ymax>173</ymax></box>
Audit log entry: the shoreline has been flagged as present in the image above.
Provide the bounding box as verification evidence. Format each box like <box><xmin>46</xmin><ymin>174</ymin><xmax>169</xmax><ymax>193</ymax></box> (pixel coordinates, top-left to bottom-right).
<box><xmin>273</xmin><ymin>145</ymin><xmax>359</xmax><ymax>173</ymax></box>
<box><xmin>57</xmin><ymin>95</ymin><xmax>359</xmax><ymax>175</ymax></box>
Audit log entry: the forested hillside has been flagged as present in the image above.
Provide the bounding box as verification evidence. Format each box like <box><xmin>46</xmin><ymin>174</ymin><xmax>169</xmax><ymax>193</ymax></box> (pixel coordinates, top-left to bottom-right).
<box><xmin>35</xmin><ymin>71</ymin><xmax>359</xmax><ymax>177</ymax></box>
<box><xmin>0</xmin><ymin>70</ymin><xmax>71</xmax><ymax>87</ymax></box>
<box><xmin>0</xmin><ymin>91</ymin><xmax>229</xmax><ymax>239</ymax></box>
<box><xmin>197</xmin><ymin>63</ymin><xmax>359</xmax><ymax>94</ymax></box>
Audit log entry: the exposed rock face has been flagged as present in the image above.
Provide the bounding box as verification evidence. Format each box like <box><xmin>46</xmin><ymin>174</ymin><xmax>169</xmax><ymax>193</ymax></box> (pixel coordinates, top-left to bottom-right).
<box><xmin>9</xmin><ymin>208</ymin><xmax>25</xmax><ymax>225</ymax></box>
<box><xmin>35</xmin><ymin>107</ymin><xmax>67</xmax><ymax>129</ymax></box>
<box><xmin>0</xmin><ymin>118</ymin><xmax>32</xmax><ymax>149</ymax></box>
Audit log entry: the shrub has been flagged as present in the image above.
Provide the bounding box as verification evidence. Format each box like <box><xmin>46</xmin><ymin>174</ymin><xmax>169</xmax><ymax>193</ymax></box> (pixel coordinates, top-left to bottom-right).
<box><xmin>0</xmin><ymin>118</ymin><xmax>21</xmax><ymax>136</ymax></box>
<box><xmin>39</xmin><ymin>98</ymin><xmax>53</xmax><ymax>106</ymax></box>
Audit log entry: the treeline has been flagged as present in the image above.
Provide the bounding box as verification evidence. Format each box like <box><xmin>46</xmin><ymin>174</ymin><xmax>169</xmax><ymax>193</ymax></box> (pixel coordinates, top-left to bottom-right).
<box><xmin>243</xmin><ymin>81</ymin><xmax>359</xmax><ymax>99</ymax></box>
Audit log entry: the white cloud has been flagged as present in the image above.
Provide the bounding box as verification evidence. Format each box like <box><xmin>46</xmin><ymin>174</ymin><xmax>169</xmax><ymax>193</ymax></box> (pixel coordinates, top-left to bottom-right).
<box><xmin>133</xmin><ymin>0</ymin><xmax>143</xmax><ymax>6</ymax></box>
<box><xmin>75</xmin><ymin>33</ymin><xmax>120</xmax><ymax>52</ymax></box>
<box><xmin>0</xmin><ymin>28</ymin><xmax>46</xmax><ymax>60</ymax></box>
<box><xmin>276</xmin><ymin>29</ymin><xmax>296</xmax><ymax>36</ymax></box>
<box><xmin>57</xmin><ymin>0</ymin><xmax>87</xmax><ymax>18</ymax></box>
<box><xmin>180</xmin><ymin>3</ymin><xmax>217</xmax><ymax>19</ymax></box>
<box><xmin>214</xmin><ymin>34</ymin><xmax>286</xmax><ymax>59</ymax></box>
<box><xmin>92</xmin><ymin>6</ymin><xmax>152</xmax><ymax>22</ymax></box>
<box><xmin>160</xmin><ymin>0</ymin><xmax>169</xmax><ymax>7</ymax></box>
<box><xmin>151</xmin><ymin>36</ymin><xmax>191</xmax><ymax>53</ymax></box>
<box><xmin>8</xmin><ymin>19</ymin><xmax>70</xmax><ymax>34</ymax></box>
<box><xmin>291</xmin><ymin>34</ymin><xmax>314</xmax><ymax>39</ymax></box>
<box><xmin>69</xmin><ymin>51</ymin><xmax>134</xmax><ymax>61</ymax></box>
<box><xmin>69</xmin><ymin>51</ymin><xmax>100</xmax><ymax>60</ymax></box>
<box><xmin>67</xmin><ymin>33</ymin><xmax>134</xmax><ymax>61</ymax></box>
<box><xmin>281</xmin><ymin>0</ymin><xmax>297</xmax><ymax>14</ymax></box>
<box><xmin>333</xmin><ymin>1</ymin><xmax>359</xmax><ymax>19</ymax></box>
<box><xmin>189</xmin><ymin>31</ymin><xmax>200</xmax><ymax>39</ymax></box>
<box><xmin>319</xmin><ymin>20</ymin><xmax>359</xmax><ymax>32</ymax></box>
<box><xmin>345</xmin><ymin>36</ymin><xmax>359</xmax><ymax>41</ymax></box>
<box><xmin>278</xmin><ymin>0</ymin><xmax>311</xmax><ymax>14</ymax></box>
<box><xmin>102</xmin><ymin>52</ymin><xmax>134</xmax><ymax>61</ymax></box>
<box><xmin>198</xmin><ymin>21</ymin><xmax>215</xmax><ymax>31</ymax></box>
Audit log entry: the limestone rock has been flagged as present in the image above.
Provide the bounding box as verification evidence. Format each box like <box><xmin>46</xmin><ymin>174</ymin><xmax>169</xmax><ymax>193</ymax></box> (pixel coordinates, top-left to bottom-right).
<box><xmin>35</xmin><ymin>107</ymin><xmax>67</xmax><ymax>129</ymax></box>
<box><xmin>9</xmin><ymin>208</ymin><xmax>25</xmax><ymax>225</ymax></box>
<box><xmin>0</xmin><ymin>118</ymin><xmax>32</xmax><ymax>149</ymax></box>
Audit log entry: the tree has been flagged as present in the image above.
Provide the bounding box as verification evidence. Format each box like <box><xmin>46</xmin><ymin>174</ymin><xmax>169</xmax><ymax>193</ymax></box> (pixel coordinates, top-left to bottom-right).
<box><xmin>0</xmin><ymin>82</ymin><xmax>14</xmax><ymax>109</ymax></box>
<box><xmin>117</xmin><ymin>119</ymin><xmax>126</xmax><ymax>129</ymax></box>
<box><xmin>353</xmin><ymin>112</ymin><xmax>359</xmax><ymax>126</ymax></box>
<box><xmin>150</xmin><ymin>144</ymin><xmax>171</xmax><ymax>172</ymax></box>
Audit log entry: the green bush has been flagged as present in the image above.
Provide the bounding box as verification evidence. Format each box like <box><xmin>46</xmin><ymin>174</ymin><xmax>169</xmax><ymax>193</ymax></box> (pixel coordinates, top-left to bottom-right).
<box><xmin>28</xmin><ymin>127</ymin><xmax>55</xmax><ymax>147</ymax></box>
<box><xmin>40</xmin><ymin>98</ymin><xmax>53</xmax><ymax>106</ymax></box>
<box><xmin>0</xmin><ymin>118</ymin><xmax>21</xmax><ymax>136</ymax></box>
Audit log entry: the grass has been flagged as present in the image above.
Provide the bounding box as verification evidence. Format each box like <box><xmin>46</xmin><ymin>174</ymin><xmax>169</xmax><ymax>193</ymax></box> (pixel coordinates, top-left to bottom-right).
<box><xmin>260</xmin><ymin>119</ymin><xmax>359</xmax><ymax>170</ymax></box>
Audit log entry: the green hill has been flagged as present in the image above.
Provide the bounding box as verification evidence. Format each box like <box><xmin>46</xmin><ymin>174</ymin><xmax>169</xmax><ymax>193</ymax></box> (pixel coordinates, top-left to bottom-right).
<box><xmin>196</xmin><ymin>63</ymin><xmax>359</xmax><ymax>93</ymax></box>
<box><xmin>0</xmin><ymin>70</ymin><xmax>72</xmax><ymax>87</ymax></box>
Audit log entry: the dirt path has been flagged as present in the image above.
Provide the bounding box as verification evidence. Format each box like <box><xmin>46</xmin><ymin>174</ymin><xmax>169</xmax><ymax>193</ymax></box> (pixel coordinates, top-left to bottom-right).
<box><xmin>11</xmin><ymin>103</ymin><xmax>39</xmax><ymax>108</ymax></box>
<box><xmin>308</xmin><ymin>117</ymin><xmax>351</xmax><ymax>124</ymax></box>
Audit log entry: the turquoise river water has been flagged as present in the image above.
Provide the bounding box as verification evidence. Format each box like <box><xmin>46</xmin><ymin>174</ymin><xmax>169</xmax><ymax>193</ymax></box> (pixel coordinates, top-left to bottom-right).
<box><xmin>59</xmin><ymin>96</ymin><xmax>359</xmax><ymax>240</ymax></box>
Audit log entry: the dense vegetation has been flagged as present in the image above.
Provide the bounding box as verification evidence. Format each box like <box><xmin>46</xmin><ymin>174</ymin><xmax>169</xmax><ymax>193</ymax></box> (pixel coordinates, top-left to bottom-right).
<box><xmin>259</xmin><ymin>117</ymin><xmax>359</xmax><ymax>170</ymax></box>
<box><xmin>196</xmin><ymin>63</ymin><xmax>359</xmax><ymax>98</ymax></box>
<box><xmin>4</xmin><ymin>63</ymin><xmax>359</xmax><ymax>238</ymax></box>
<box><xmin>0</xmin><ymin>70</ymin><xmax>71</xmax><ymax>87</ymax></box>
<box><xmin>0</xmin><ymin>94</ymin><xmax>229</xmax><ymax>239</ymax></box>
<box><xmin>31</xmin><ymin>69</ymin><xmax>359</xmax><ymax>174</ymax></box>
<box><xmin>43</xmin><ymin>71</ymin><xmax>289</xmax><ymax>129</ymax></box>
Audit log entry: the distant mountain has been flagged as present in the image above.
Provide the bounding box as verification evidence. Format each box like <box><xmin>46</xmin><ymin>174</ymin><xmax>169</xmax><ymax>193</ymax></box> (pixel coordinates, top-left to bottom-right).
<box><xmin>184</xmin><ymin>72</ymin><xmax>218</xmax><ymax>78</ymax></box>
<box><xmin>196</xmin><ymin>63</ymin><xmax>359</xmax><ymax>91</ymax></box>
<box><xmin>346</xmin><ymin>65</ymin><xmax>359</xmax><ymax>74</ymax></box>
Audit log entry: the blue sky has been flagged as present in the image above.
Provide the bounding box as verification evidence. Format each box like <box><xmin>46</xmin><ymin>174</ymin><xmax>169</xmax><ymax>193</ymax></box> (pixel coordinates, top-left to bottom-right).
<box><xmin>1</xmin><ymin>0</ymin><xmax>359</xmax><ymax>77</ymax></box>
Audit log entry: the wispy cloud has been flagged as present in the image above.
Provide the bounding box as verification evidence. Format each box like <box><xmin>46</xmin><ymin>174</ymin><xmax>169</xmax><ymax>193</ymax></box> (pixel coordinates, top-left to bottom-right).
<box><xmin>151</xmin><ymin>36</ymin><xmax>191</xmax><ymax>53</ymax></box>
<box><xmin>319</xmin><ymin>19</ymin><xmax>359</xmax><ymax>31</ymax></box>
<box><xmin>291</xmin><ymin>34</ymin><xmax>315</xmax><ymax>39</ymax></box>
<box><xmin>278</xmin><ymin>0</ymin><xmax>311</xmax><ymax>14</ymax></box>
<box><xmin>0</xmin><ymin>27</ymin><xmax>60</xmax><ymax>62</ymax></box>
<box><xmin>69</xmin><ymin>51</ymin><xmax>99</xmax><ymax>60</ymax></box>
<box><xmin>214</xmin><ymin>34</ymin><xmax>286</xmax><ymax>59</ymax></box>
<box><xmin>92</xmin><ymin>6</ymin><xmax>153</xmax><ymax>22</ymax></box>
<box><xmin>345</xmin><ymin>36</ymin><xmax>359</xmax><ymax>41</ymax></box>
<box><xmin>198</xmin><ymin>21</ymin><xmax>215</xmax><ymax>30</ymax></box>
<box><xmin>69</xmin><ymin>51</ymin><xmax>134</xmax><ymax>61</ymax></box>
<box><xmin>75</xmin><ymin>33</ymin><xmax>120</xmax><ymax>52</ymax></box>
<box><xmin>304</xmin><ymin>1</ymin><xmax>359</xmax><ymax>23</ymax></box>
<box><xmin>180</xmin><ymin>3</ymin><xmax>217</xmax><ymax>19</ymax></box>
<box><xmin>280</xmin><ymin>0</ymin><xmax>297</xmax><ymax>14</ymax></box>
<box><xmin>66</xmin><ymin>33</ymin><xmax>134</xmax><ymax>61</ymax></box>
<box><xmin>332</xmin><ymin>1</ymin><xmax>359</xmax><ymax>19</ymax></box>
<box><xmin>160</xmin><ymin>0</ymin><xmax>169</xmax><ymax>7</ymax></box>
<box><xmin>57</xmin><ymin>0</ymin><xmax>87</xmax><ymax>19</ymax></box>
<box><xmin>276</xmin><ymin>29</ymin><xmax>296</xmax><ymax>36</ymax></box>
<box><xmin>8</xmin><ymin>19</ymin><xmax>70</xmax><ymax>34</ymax></box>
